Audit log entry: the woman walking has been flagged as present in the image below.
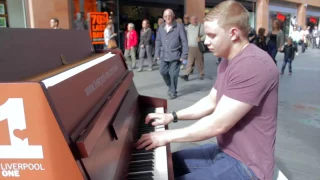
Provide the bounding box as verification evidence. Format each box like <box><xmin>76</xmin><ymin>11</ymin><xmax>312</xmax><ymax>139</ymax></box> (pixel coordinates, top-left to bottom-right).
<box><xmin>267</xmin><ymin>19</ymin><xmax>284</xmax><ymax>65</ymax></box>
<box><xmin>138</xmin><ymin>19</ymin><xmax>153</xmax><ymax>72</ymax></box>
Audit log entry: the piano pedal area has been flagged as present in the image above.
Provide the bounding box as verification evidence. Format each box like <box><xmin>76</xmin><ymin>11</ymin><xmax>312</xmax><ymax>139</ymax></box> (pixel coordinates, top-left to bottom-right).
<box><xmin>126</xmin><ymin>108</ymin><xmax>169</xmax><ymax>180</ymax></box>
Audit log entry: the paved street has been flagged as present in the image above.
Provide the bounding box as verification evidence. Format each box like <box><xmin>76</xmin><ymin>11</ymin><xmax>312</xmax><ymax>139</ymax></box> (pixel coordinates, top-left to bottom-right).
<box><xmin>132</xmin><ymin>47</ymin><xmax>320</xmax><ymax>180</ymax></box>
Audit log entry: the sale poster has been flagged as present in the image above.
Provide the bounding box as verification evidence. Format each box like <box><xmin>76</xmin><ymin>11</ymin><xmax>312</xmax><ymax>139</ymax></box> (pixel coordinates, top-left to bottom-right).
<box><xmin>88</xmin><ymin>12</ymin><xmax>109</xmax><ymax>45</ymax></box>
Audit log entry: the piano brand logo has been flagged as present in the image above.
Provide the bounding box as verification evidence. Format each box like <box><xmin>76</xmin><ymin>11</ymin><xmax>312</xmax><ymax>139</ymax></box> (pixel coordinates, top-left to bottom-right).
<box><xmin>0</xmin><ymin>98</ymin><xmax>44</xmax><ymax>159</ymax></box>
<box><xmin>84</xmin><ymin>65</ymin><xmax>118</xmax><ymax>96</ymax></box>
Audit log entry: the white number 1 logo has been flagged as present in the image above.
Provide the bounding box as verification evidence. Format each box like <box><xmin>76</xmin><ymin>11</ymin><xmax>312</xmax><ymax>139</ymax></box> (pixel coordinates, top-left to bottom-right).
<box><xmin>0</xmin><ymin>98</ymin><xmax>43</xmax><ymax>159</ymax></box>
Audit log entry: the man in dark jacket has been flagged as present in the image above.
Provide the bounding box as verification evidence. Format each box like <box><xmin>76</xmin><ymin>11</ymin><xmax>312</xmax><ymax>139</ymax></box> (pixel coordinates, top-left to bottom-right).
<box><xmin>155</xmin><ymin>9</ymin><xmax>188</xmax><ymax>99</ymax></box>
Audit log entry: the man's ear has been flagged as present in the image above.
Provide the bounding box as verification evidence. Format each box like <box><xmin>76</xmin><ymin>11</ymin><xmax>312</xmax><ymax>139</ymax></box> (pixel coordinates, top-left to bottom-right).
<box><xmin>230</xmin><ymin>28</ymin><xmax>240</xmax><ymax>41</ymax></box>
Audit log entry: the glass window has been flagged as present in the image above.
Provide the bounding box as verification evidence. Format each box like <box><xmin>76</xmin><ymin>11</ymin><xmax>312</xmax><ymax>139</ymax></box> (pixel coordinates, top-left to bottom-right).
<box><xmin>0</xmin><ymin>0</ymin><xmax>27</xmax><ymax>28</ymax></box>
<box><xmin>71</xmin><ymin>0</ymin><xmax>119</xmax><ymax>47</ymax></box>
<box><xmin>269</xmin><ymin>11</ymin><xmax>290</xmax><ymax>37</ymax></box>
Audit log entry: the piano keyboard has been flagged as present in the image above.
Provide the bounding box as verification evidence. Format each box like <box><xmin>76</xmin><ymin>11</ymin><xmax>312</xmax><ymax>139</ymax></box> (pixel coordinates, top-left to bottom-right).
<box><xmin>127</xmin><ymin>107</ymin><xmax>169</xmax><ymax>180</ymax></box>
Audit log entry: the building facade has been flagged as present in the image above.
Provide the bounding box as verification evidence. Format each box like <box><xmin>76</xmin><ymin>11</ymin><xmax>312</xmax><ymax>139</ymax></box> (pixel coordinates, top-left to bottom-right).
<box><xmin>2</xmin><ymin>0</ymin><xmax>320</xmax><ymax>38</ymax></box>
<box><xmin>257</xmin><ymin>0</ymin><xmax>320</xmax><ymax>37</ymax></box>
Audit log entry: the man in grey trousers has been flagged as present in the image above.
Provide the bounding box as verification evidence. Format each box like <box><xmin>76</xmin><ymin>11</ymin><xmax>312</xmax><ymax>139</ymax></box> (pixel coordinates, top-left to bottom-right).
<box><xmin>155</xmin><ymin>9</ymin><xmax>188</xmax><ymax>99</ymax></box>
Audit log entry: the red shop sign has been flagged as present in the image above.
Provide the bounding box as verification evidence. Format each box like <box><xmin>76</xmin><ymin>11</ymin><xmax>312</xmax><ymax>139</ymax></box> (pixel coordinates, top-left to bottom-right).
<box><xmin>277</xmin><ymin>12</ymin><xmax>286</xmax><ymax>21</ymax></box>
<box><xmin>310</xmin><ymin>17</ymin><xmax>317</xmax><ymax>23</ymax></box>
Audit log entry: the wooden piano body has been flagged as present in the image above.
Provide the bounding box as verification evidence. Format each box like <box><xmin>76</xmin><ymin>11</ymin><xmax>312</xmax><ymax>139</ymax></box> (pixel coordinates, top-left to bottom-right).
<box><xmin>0</xmin><ymin>28</ymin><xmax>173</xmax><ymax>180</ymax></box>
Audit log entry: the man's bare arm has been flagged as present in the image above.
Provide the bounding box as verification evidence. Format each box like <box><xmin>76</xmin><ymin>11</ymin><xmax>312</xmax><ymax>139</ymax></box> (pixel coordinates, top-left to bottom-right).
<box><xmin>168</xmin><ymin>95</ymin><xmax>253</xmax><ymax>143</ymax></box>
<box><xmin>144</xmin><ymin>88</ymin><xmax>217</xmax><ymax>126</ymax></box>
<box><xmin>176</xmin><ymin>88</ymin><xmax>217</xmax><ymax>120</ymax></box>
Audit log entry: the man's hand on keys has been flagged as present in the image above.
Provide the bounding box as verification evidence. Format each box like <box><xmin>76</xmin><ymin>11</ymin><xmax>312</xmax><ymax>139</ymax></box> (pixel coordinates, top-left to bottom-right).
<box><xmin>145</xmin><ymin>113</ymin><xmax>174</xmax><ymax>126</ymax></box>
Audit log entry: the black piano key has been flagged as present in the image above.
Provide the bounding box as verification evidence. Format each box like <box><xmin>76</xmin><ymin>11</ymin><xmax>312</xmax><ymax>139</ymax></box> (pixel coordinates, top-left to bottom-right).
<box><xmin>131</xmin><ymin>154</ymin><xmax>154</xmax><ymax>161</ymax></box>
<box><xmin>132</xmin><ymin>149</ymin><xmax>154</xmax><ymax>153</ymax></box>
<box><xmin>138</xmin><ymin>129</ymin><xmax>154</xmax><ymax>132</ymax></box>
<box><xmin>138</xmin><ymin>129</ymin><xmax>154</xmax><ymax>133</ymax></box>
<box><xmin>129</xmin><ymin>164</ymin><xmax>154</xmax><ymax>169</ymax></box>
<box><xmin>127</xmin><ymin>172</ymin><xmax>153</xmax><ymax>179</ymax></box>
<box><xmin>139</xmin><ymin>124</ymin><xmax>155</xmax><ymax>127</ymax></box>
<box><xmin>128</xmin><ymin>177</ymin><xmax>154</xmax><ymax>180</ymax></box>
<box><xmin>139</xmin><ymin>125</ymin><xmax>153</xmax><ymax>128</ymax></box>
<box><xmin>132</xmin><ymin>149</ymin><xmax>154</xmax><ymax>154</ymax></box>
<box><xmin>136</xmin><ymin>133</ymin><xmax>152</xmax><ymax>136</ymax></box>
<box><xmin>128</xmin><ymin>165</ymin><xmax>154</xmax><ymax>173</ymax></box>
<box><xmin>129</xmin><ymin>160</ymin><xmax>154</xmax><ymax>166</ymax></box>
<box><xmin>131</xmin><ymin>156</ymin><xmax>154</xmax><ymax>162</ymax></box>
<box><xmin>132</xmin><ymin>152</ymin><xmax>153</xmax><ymax>156</ymax></box>
<box><xmin>132</xmin><ymin>153</ymin><xmax>154</xmax><ymax>157</ymax></box>
<box><xmin>129</xmin><ymin>162</ymin><xmax>154</xmax><ymax>169</ymax></box>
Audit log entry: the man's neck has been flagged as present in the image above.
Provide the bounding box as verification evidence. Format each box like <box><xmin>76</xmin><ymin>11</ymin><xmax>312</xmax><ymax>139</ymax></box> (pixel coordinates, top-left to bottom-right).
<box><xmin>227</xmin><ymin>40</ymin><xmax>250</xmax><ymax>60</ymax></box>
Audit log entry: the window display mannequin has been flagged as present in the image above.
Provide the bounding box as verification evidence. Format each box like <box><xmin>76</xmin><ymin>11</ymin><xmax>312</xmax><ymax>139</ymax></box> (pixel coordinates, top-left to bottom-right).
<box><xmin>74</xmin><ymin>12</ymin><xmax>86</xmax><ymax>30</ymax></box>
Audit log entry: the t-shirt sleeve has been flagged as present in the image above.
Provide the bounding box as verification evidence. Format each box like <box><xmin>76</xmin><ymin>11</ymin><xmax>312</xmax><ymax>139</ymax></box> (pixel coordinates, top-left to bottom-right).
<box><xmin>223</xmin><ymin>58</ymin><xmax>275</xmax><ymax>106</ymax></box>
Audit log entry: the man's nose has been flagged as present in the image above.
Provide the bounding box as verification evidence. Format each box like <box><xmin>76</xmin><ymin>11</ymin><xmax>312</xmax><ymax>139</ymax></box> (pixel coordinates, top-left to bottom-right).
<box><xmin>204</xmin><ymin>36</ymin><xmax>209</xmax><ymax>45</ymax></box>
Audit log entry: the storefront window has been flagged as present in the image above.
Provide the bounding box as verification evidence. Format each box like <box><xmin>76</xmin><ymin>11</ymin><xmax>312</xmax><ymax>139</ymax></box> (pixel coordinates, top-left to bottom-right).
<box><xmin>0</xmin><ymin>0</ymin><xmax>8</xmax><ymax>28</ymax></box>
<box><xmin>72</xmin><ymin>0</ymin><xmax>96</xmax><ymax>30</ymax></box>
<box><xmin>71</xmin><ymin>0</ymin><xmax>119</xmax><ymax>45</ymax></box>
<box><xmin>0</xmin><ymin>0</ymin><xmax>27</xmax><ymax>28</ymax></box>
<box><xmin>306</xmin><ymin>16</ymin><xmax>319</xmax><ymax>31</ymax></box>
<box><xmin>249</xmin><ymin>12</ymin><xmax>255</xmax><ymax>29</ymax></box>
<box><xmin>269</xmin><ymin>11</ymin><xmax>291</xmax><ymax>37</ymax></box>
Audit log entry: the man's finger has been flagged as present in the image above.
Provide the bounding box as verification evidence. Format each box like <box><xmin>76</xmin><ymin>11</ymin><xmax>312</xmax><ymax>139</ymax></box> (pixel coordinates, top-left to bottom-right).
<box><xmin>152</xmin><ymin>119</ymin><xmax>163</xmax><ymax>126</ymax></box>
<box><xmin>136</xmin><ymin>139</ymin><xmax>152</xmax><ymax>150</ymax></box>
<box><xmin>145</xmin><ymin>142</ymin><xmax>157</xmax><ymax>151</ymax></box>
<box><xmin>135</xmin><ymin>133</ymin><xmax>149</xmax><ymax>145</ymax></box>
<box><xmin>145</xmin><ymin>113</ymin><xmax>160</xmax><ymax>124</ymax></box>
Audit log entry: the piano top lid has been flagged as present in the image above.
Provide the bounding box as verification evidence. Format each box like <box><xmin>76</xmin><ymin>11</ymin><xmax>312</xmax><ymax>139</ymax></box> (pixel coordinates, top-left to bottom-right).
<box><xmin>0</xmin><ymin>28</ymin><xmax>94</xmax><ymax>82</ymax></box>
<box><xmin>24</xmin><ymin>53</ymin><xmax>108</xmax><ymax>82</ymax></box>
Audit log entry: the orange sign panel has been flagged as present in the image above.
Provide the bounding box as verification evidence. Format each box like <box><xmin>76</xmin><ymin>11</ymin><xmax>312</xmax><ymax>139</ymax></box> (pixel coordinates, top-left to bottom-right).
<box><xmin>0</xmin><ymin>83</ymin><xmax>83</xmax><ymax>179</ymax></box>
<box><xmin>88</xmin><ymin>12</ymin><xmax>109</xmax><ymax>45</ymax></box>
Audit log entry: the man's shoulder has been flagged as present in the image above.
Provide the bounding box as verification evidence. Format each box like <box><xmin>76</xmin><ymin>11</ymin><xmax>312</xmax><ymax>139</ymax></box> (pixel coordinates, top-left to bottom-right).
<box><xmin>232</xmin><ymin>45</ymin><xmax>278</xmax><ymax>77</ymax></box>
<box><xmin>158</xmin><ymin>24</ymin><xmax>166</xmax><ymax>32</ymax></box>
<box><xmin>175</xmin><ymin>22</ymin><xmax>184</xmax><ymax>29</ymax></box>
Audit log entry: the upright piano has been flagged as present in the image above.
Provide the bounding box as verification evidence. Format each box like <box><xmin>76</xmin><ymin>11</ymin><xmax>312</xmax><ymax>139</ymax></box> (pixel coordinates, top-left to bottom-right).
<box><xmin>0</xmin><ymin>28</ymin><xmax>174</xmax><ymax>180</ymax></box>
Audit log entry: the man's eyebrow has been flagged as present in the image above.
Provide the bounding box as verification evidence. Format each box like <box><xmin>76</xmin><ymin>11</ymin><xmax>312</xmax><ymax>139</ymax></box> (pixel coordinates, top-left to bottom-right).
<box><xmin>206</xmin><ymin>32</ymin><xmax>216</xmax><ymax>36</ymax></box>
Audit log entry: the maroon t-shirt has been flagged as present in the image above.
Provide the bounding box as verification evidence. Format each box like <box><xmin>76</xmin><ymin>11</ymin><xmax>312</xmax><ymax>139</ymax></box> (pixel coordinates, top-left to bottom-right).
<box><xmin>214</xmin><ymin>44</ymin><xmax>279</xmax><ymax>180</ymax></box>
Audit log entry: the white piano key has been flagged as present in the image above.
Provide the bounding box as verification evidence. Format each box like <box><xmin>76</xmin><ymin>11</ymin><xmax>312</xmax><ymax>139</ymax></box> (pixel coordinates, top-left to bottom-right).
<box><xmin>150</xmin><ymin>107</ymin><xmax>169</xmax><ymax>179</ymax></box>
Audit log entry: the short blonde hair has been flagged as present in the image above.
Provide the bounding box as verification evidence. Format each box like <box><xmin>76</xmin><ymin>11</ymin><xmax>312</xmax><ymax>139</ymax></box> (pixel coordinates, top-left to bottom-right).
<box><xmin>204</xmin><ymin>0</ymin><xmax>250</xmax><ymax>36</ymax></box>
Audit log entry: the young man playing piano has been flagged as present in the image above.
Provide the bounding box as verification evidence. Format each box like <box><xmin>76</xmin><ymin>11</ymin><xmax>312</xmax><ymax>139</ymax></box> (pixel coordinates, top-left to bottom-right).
<box><xmin>136</xmin><ymin>1</ymin><xmax>279</xmax><ymax>180</ymax></box>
